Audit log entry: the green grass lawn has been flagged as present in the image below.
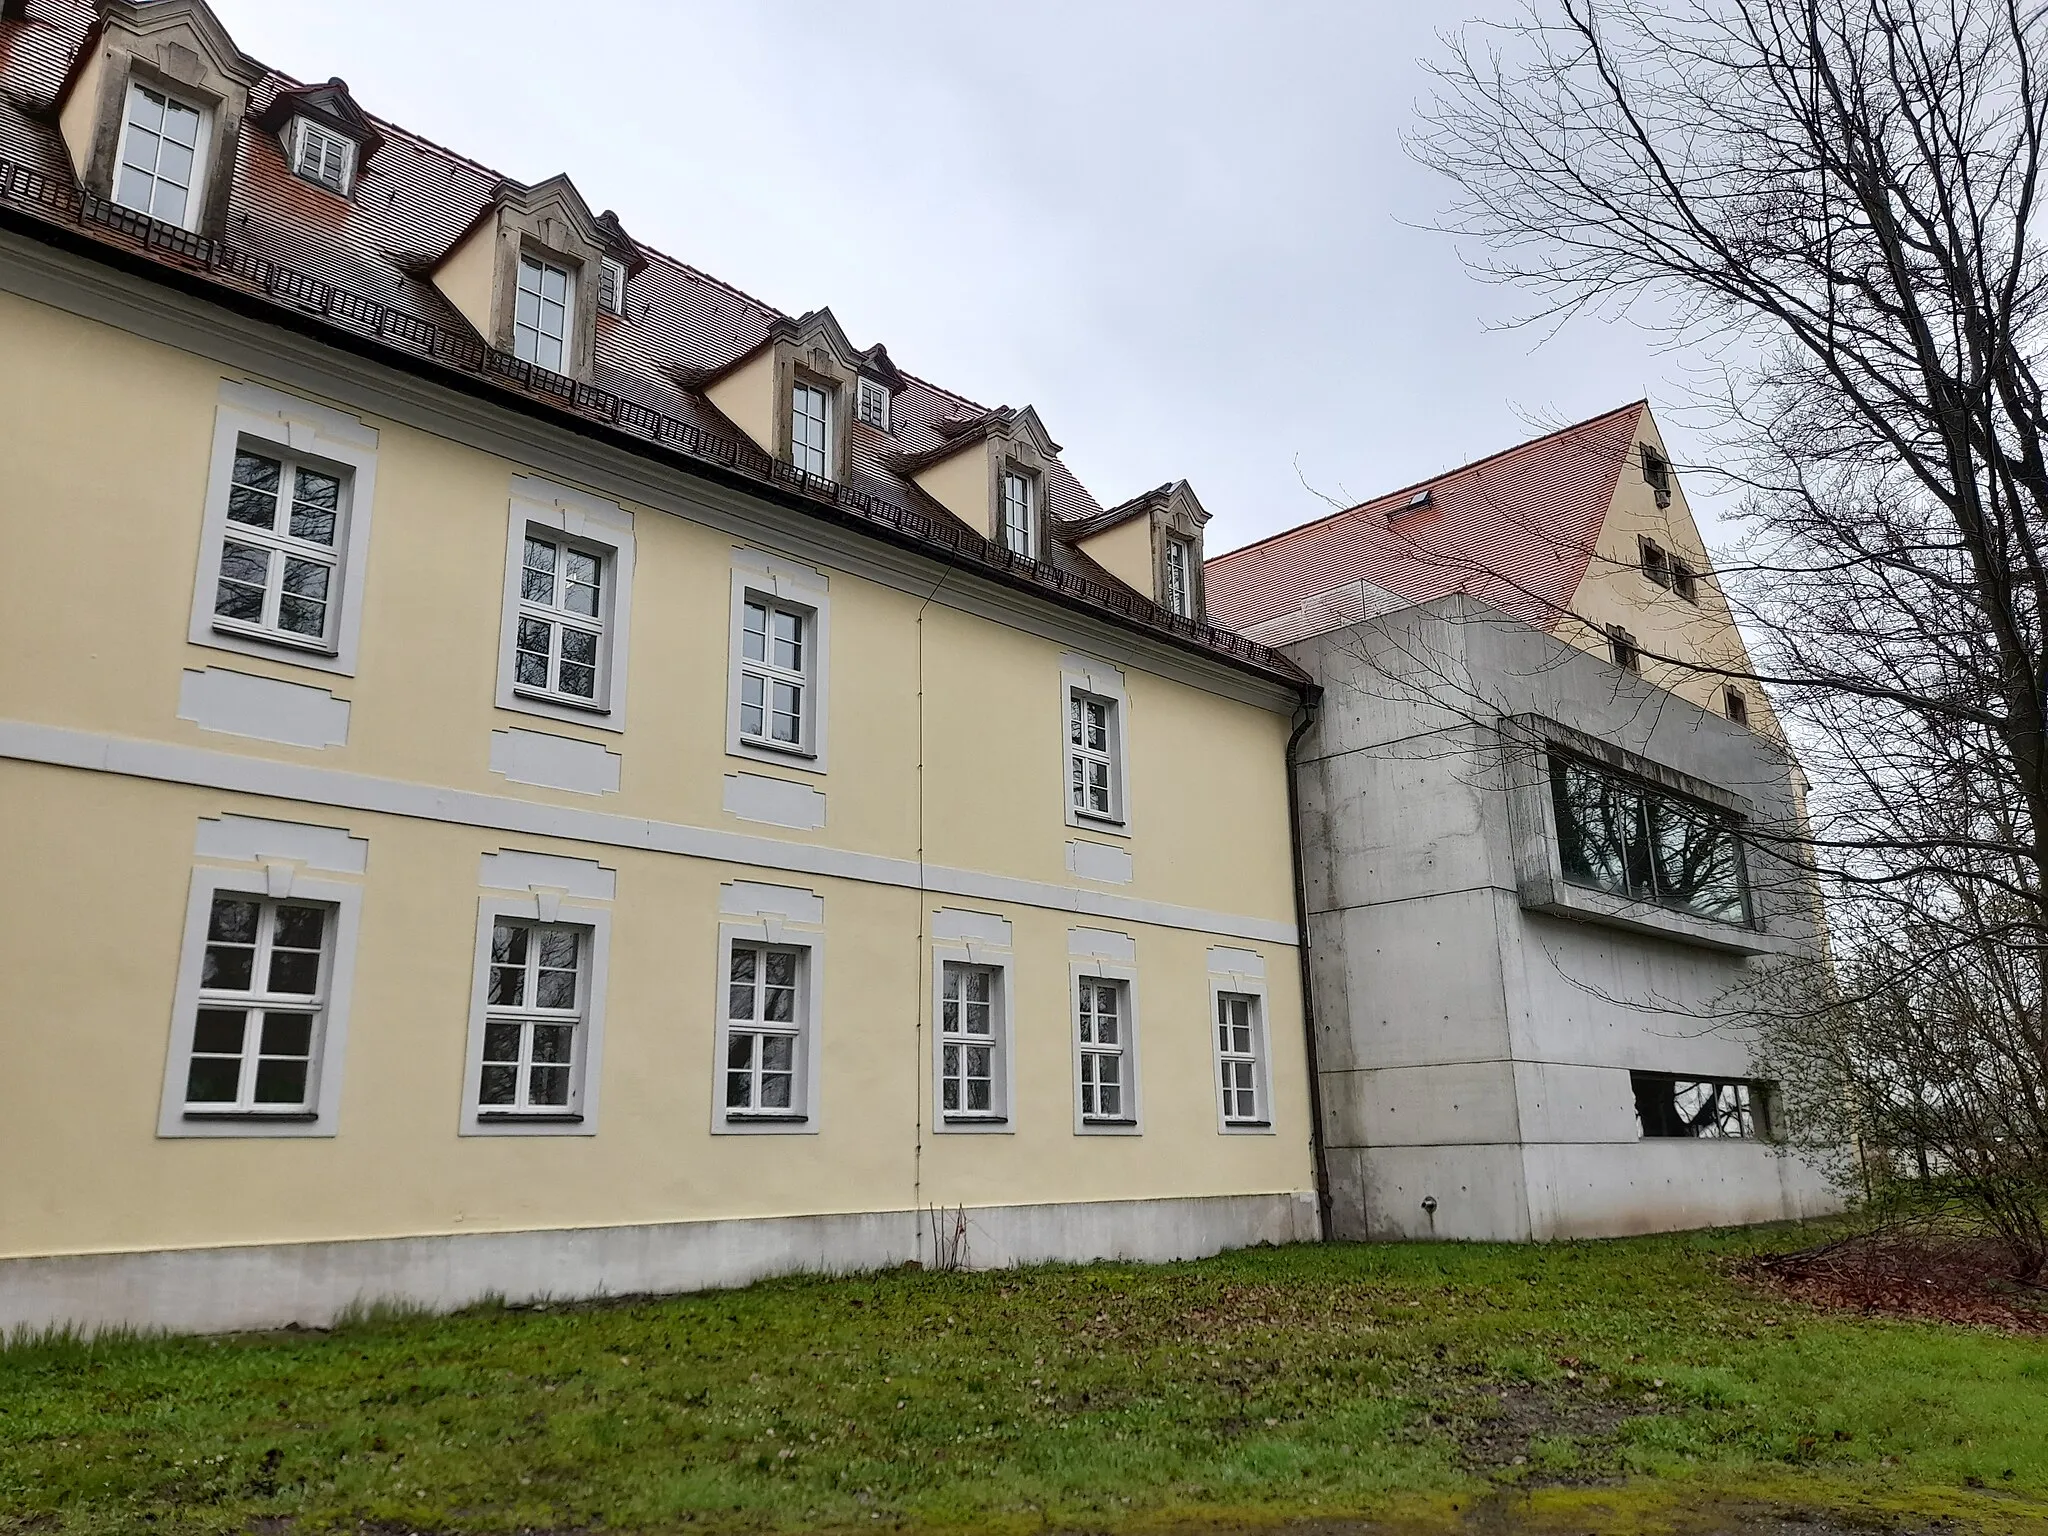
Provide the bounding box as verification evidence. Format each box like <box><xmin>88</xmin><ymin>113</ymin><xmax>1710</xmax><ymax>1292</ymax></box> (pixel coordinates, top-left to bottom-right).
<box><xmin>4</xmin><ymin>1223</ymin><xmax>2046</xmax><ymax>1535</ymax></box>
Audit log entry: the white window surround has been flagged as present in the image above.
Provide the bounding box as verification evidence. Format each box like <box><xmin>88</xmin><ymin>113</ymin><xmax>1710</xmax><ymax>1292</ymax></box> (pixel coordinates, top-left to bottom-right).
<box><xmin>1060</xmin><ymin>655</ymin><xmax>1132</xmax><ymax>837</ymax></box>
<box><xmin>189</xmin><ymin>381</ymin><xmax>380</xmax><ymax>677</ymax></box>
<box><xmin>460</xmin><ymin>877</ymin><xmax>612</xmax><ymax>1138</ymax></box>
<box><xmin>929</xmin><ymin>908</ymin><xmax>1015</xmax><ymax>1135</ymax></box>
<box><xmin>113</xmin><ymin>79</ymin><xmax>211</xmax><ymax>232</ymax></box>
<box><xmin>1207</xmin><ymin>947</ymin><xmax>1275</xmax><ymax>1135</ymax></box>
<box><xmin>713</xmin><ymin>882</ymin><xmax>825</xmax><ymax>1135</ymax></box>
<box><xmin>726</xmin><ymin>551</ymin><xmax>830</xmax><ymax>773</ymax></box>
<box><xmin>1068</xmin><ymin>927</ymin><xmax>1141</xmax><ymax>1135</ymax></box>
<box><xmin>157</xmin><ymin>859</ymin><xmax>363</xmax><ymax>1140</ymax></box>
<box><xmin>495</xmin><ymin>477</ymin><xmax>635</xmax><ymax>731</ymax></box>
<box><xmin>289</xmin><ymin>116</ymin><xmax>354</xmax><ymax>196</ymax></box>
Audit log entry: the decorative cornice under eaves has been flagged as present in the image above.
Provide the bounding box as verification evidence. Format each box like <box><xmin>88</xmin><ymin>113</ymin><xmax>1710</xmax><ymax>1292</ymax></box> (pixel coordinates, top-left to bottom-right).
<box><xmin>0</xmin><ymin>221</ymin><xmax>1308</xmax><ymax>711</ymax></box>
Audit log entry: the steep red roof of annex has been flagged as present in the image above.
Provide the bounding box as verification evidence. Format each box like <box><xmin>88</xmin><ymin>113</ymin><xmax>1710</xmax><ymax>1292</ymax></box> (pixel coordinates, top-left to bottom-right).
<box><xmin>1205</xmin><ymin>402</ymin><xmax>1646</xmax><ymax>635</ymax></box>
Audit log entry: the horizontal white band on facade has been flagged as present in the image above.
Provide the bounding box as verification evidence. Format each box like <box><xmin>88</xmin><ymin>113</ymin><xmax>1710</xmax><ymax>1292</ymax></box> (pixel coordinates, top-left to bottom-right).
<box><xmin>0</xmin><ymin>721</ymin><xmax>1299</xmax><ymax>946</ymax></box>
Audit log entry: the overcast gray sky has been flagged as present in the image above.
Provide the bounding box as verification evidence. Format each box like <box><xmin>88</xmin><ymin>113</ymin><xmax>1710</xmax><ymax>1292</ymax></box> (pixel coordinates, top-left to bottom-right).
<box><xmin>218</xmin><ymin>1</ymin><xmax>1710</xmax><ymax>554</ymax></box>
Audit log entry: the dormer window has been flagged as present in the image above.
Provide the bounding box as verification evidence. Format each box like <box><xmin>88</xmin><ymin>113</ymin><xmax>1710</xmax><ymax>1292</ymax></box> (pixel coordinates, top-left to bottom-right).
<box><xmin>597</xmin><ymin>257</ymin><xmax>627</xmax><ymax>317</ymax></box>
<box><xmin>513</xmin><ymin>255</ymin><xmax>573</xmax><ymax>372</ymax></box>
<box><xmin>856</xmin><ymin>376</ymin><xmax>891</xmax><ymax>432</ymax></box>
<box><xmin>290</xmin><ymin>117</ymin><xmax>354</xmax><ymax>195</ymax></box>
<box><xmin>791</xmin><ymin>381</ymin><xmax>832</xmax><ymax>479</ymax></box>
<box><xmin>1000</xmin><ymin>470</ymin><xmax>1036</xmax><ymax>558</ymax></box>
<box><xmin>115</xmin><ymin>82</ymin><xmax>207</xmax><ymax>230</ymax></box>
<box><xmin>1163</xmin><ymin>536</ymin><xmax>1195</xmax><ymax>617</ymax></box>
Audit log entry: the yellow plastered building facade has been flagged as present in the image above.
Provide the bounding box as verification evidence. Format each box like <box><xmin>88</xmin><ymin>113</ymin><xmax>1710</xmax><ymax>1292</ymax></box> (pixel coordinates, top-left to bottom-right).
<box><xmin>0</xmin><ymin>269</ymin><xmax>1315</xmax><ymax>1332</ymax></box>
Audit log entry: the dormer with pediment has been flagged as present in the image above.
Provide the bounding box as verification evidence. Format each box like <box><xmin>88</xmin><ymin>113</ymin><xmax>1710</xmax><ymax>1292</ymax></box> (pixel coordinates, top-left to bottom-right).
<box><xmin>1069</xmin><ymin>481</ymin><xmax>1211</xmax><ymax>619</ymax></box>
<box><xmin>251</xmin><ymin>77</ymin><xmax>383</xmax><ymax>199</ymax></box>
<box><xmin>687</xmin><ymin>309</ymin><xmax>890</xmax><ymax>484</ymax></box>
<box><xmin>54</xmin><ymin>0</ymin><xmax>264</xmax><ymax>236</ymax></box>
<box><xmin>885</xmin><ymin>406</ymin><xmax>1063</xmax><ymax>559</ymax></box>
<box><xmin>427</xmin><ymin>174</ymin><xmax>642</xmax><ymax>382</ymax></box>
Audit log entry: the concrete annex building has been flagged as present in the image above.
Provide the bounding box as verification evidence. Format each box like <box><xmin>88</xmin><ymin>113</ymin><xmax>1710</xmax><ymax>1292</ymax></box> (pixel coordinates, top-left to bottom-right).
<box><xmin>0</xmin><ymin>2</ymin><xmax>1827</xmax><ymax>1332</ymax></box>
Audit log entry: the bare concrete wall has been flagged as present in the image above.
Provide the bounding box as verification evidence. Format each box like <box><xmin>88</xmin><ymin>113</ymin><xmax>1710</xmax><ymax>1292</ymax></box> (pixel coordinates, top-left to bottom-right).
<box><xmin>1288</xmin><ymin>597</ymin><xmax>1838</xmax><ymax>1242</ymax></box>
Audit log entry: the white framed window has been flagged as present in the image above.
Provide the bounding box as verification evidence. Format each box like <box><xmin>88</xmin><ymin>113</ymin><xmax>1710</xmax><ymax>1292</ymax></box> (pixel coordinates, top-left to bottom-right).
<box><xmin>1000</xmin><ymin>469</ymin><xmax>1036</xmax><ymax>558</ymax></box>
<box><xmin>726</xmin><ymin>552</ymin><xmax>830</xmax><ymax>771</ymax></box>
<box><xmin>513</xmin><ymin>253</ymin><xmax>574</xmax><ymax>371</ymax></box>
<box><xmin>1207</xmin><ymin>947</ymin><xmax>1275</xmax><ymax>1134</ymax></box>
<box><xmin>940</xmin><ymin>962</ymin><xmax>1005</xmax><ymax>1120</ymax></box>
<box><xmin>714</xmin><ymin>883</ymin><xmax>825</xmax><ymax>1134</ymax></box>
<box><xmin>1069</xmin><ymin>692</ymin><xmax>1125</xmax><ymax>821</ymax></box>
<box><xmin>290</xmin><ymin>116</ymin><xmax>354</xmax><ymax>195</ymax></box>
<box><xmin>158</xmin><ymin>837</ymin><xmax>365</xmax><ymax>1140</ymax></box>
<box><xmin>515</xmin><ymin>533</ymin><xmax>606</xmax><ymax>704</ymax></box>
<box><xmin>724</xmin><ymin>942</ymin><xmax>807</xmax><ymax>1117</ymax></box>
<box><xmin>740</xmin><ymin>598</ymin><xmax>808</xmax><ymax>747</ymax></box>
<box><xmin>855</xmin><ymin>375</ymin><xmax>891</xmax><ymax>432</ymax></box>
<box><xmin>190</xmin><ymin>381</ymin><xmax>380</xmax><ymax>676</ymax></box>
<box><xmin>930</xmin><ymin>909</ymin><xmax>1014</xmax><ymax>1134</ymax></box>
<box><xmin>114</xmin><ymin>80</ymin><xmax>209</xmax><ymax>230</ymax></box>
<box><xmin>461</xmin><ymin>876</ymin><xmax>612</xmax><ymax>1137</ymax></box>
<box><xmin>597</xmin><ymin>256</ymin><xmax>628</xmax><ymax>316</ymax></box>
<box><xmin>791</xmin><ymin>380</ymin><xmax>832</xmax><ymax>477</ymax></box>
<box><xmin>495</xmin><ymin>477</ymin><xmax>635</xmax><ymax>730</ymax></box>
<box><xmin>478</xmin><ymin>919</ymin><xmax>588</xmax><ymax>1117</ymax></box>
<box><xmin>1061</xmin><ymin>657</ymin><xmax>1132</xmax><ymax>835</ymax></box>
<box><xmin>1069</xmin><ymin>931</ymin><xmax>1141</xmax><ymax>1134</ymax></box>
<box><xmin>210</xmin><ymin>446</ymin><xmax>349</xmax><ymax>650</ymax></box>
<box><xmin>1163</xmin><ymin>536</ymin><xmax>1195</xmax><ymax>617</ymax></box>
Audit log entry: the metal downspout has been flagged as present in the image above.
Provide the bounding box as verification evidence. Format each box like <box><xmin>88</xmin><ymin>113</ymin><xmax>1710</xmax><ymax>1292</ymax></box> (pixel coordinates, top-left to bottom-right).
<box><xmin>1286</xmin><ymin>686</ymin><xmax>1333</xmax><ymax>1242</ymax></box>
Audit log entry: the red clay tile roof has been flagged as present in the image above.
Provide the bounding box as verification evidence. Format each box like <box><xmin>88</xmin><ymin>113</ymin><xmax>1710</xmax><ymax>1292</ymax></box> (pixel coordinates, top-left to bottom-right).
<box><xmin>0</xmin><ymin>0</ymin><xmax>1303</xmax><ymax>685</ymax></box>
<box><xmin>1204</xmin><ymin>403</ymin><xmax>1646</xmax><ymax>636</ymax></box>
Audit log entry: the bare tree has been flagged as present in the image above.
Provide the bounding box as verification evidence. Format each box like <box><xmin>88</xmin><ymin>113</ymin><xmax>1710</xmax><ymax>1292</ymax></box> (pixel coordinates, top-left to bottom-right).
<box><xmin>1413</xmin><ymin>0</ymin><xmax>2048</xmax><ymax>1273</ymax></box>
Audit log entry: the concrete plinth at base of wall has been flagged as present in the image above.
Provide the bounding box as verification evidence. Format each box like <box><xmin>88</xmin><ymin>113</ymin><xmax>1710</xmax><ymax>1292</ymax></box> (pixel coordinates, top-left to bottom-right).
<box><xmin>1</xmin><ymin>1190</ymin><xmax>1321</xmax><ymax>1337</ymax></box>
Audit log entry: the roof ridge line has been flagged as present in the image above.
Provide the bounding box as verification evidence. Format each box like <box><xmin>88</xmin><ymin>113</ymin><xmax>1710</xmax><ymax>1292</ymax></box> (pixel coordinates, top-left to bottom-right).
<box><xmin>1209</xmin><ymin>400</ymin><xmax>1647</xmax><ymax>564</ymax></box>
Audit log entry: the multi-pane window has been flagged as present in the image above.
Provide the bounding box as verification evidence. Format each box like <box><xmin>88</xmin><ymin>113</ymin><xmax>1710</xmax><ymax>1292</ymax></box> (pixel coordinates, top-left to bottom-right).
<box><xmin>939</xmin><ymin>962</ymin><xmax>1000</xmax><ymax>1119</ymax></box>
<box><xmin>791</xmin><ymin>382</ymin><xmax>831</xmax><ymax>478</ymax></box>
<box><xmin>726</xmin><ymin>944</ymin><xmax>804</xmax><ymax>1115</ymax></box>
<box><xmin>291</xmin><ymin>118</ymin><xmax>352</xmax><ymax>194</ymax></box>
<box><xmin>516</xmin><ymin>534</ymin><xmax>604</xmax><ymax>703</ymax></box>
<box><xmin>1163</xmin><ymin>537</ymin><xmax>1194</xmax><ymax>617</ymax></box>
<box><xmin>739</xmin><ymin>598</ymin><xmax>807</xmax><ymax>748</ymax></box>
<box><xmin>513</xmin><ymin>255</ymin><xmax>572</xmax><ymax>371</ymax></box>
<box><xmin>1632</xmin><ymin>1072</ymin><xmax>1766</xmax><ymax>1139</ymax></box>
<box><xmin>1077</xmin><ymin>977</ymin><xmax>1129</xmax><ymax>1122</ymax></box>
<box><xmin>183</xmin><ymin>896</ymin><xmax>328</xmax><ymax>1114</ymax></box>
<box><xmin>1216</xmin><ymin>992</ymin><xmax>1264</xmax><ymax>1124</ymax></box>
<box><xmin>1606</xmin><ymin>624</ymin><xmax>1641</xmax><ymax>673</ymax></box>
<box><xmin>479</xmin><ymin>921</ymin><xmax>584</xmax><ymax>1114</ymax></box>
<box><xmin>1670</xmin><ymin>557</ymin><xmax>1699</xmax><ymax>604</ymax></box>
<box><xmin>1642</xmin><ymin>444</ymin><xmax>1672</xmax><ymax>503</ymax></box>
<box><xmin>856</xmin><ymin>376</ymin><xmax>890</xmax><ymax>431</ymax></box>
<box><xmin>1550</xmin><ymin>754</ymin><xmax>1752</xmax><ymax>925</ymax></box>
<box><xmin>1639</xmin><ymin>537</ymin><xmax>1671</xmax><ymax>589</ymax></box>
<box><xmin>1000</xmin><ymin>471</ymin><xmax>1035</xmax><ymax>558</ymax></box>
<box><xmin>213</xmin><ymin>447</ymin><xmax>345</xmax><ymax>646</ymax></box>
<box><xmin>115</xmin><ymin>82</ymin><xmax>203</xmax><ymax>227</ymax></box>
<box><xmin>1069</xmin><ymin>692</ymin><xmax>1119</xmax><ymax>820</ymax></box>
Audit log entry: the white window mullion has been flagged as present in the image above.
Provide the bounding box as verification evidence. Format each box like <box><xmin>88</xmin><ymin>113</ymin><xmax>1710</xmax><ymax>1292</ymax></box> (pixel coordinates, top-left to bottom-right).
<box><xmin>184</xmin><ymin>894</ymin><xmax>329</xmax><ymax>1115</ymax></box>
<box><xmin>514</xmin><ymin>255</ymin><xmax>574</xmax><ymax>371</ymax></box>
<box><xmin>739</xmin><ymin>598</ymin><xmax>809</xmax><ymax>749</ymax></box>
<box><xmin>791</xmin><ymin>382</ymin><xmax>831</xmax><ymax>478</ymax></box>
<box><xmin>514</xmin><ymin>533</ymin><xmax>605</xmax><ymax>705</ymax></box>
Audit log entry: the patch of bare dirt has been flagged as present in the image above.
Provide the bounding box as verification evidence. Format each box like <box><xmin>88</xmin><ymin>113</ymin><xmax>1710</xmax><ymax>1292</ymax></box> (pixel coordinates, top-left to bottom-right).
<box><xmin>1741</xmin><ymin>1232</ymin><xmax>2048</xmax><ymax>1334</ymax></box>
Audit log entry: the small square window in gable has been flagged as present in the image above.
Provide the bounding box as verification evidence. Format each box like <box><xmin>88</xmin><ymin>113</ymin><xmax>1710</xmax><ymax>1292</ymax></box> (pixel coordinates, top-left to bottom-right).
<box><xmin>856</xmin><ymin>375</ymin><xmax>892</xmax><ymax>433</ymax></box>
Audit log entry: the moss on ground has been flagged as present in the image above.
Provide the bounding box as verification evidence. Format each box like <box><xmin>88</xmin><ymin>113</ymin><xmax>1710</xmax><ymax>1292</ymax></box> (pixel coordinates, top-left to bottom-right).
<box><xmin>3</xmin><ymin>1222</ymin><xmax>2046</xmax><ymax>1534</ymax></box>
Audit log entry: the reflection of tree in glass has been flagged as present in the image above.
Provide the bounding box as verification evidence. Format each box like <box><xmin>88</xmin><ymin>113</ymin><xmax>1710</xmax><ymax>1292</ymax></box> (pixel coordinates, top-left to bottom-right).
<box><xmin>1551</xmin><ymin>756</ymin><xmax>1749</xmax><ymax>924</ymax></box>
<box><xmin>1632</xmin><ymin>1072</ymin><xmax>1758</xmax><ymax>1137</ymax></box>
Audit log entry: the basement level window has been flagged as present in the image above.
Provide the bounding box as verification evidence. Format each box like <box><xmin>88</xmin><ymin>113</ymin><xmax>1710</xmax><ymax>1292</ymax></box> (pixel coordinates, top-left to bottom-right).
<box><xmin>1550</xmin><ymin>752</ymin><xmax>1752</xmax><ymax>925</ymax></box>
<box><xmin>1632</xmin><ymin>1072</ymin><xmax>1768</xmax><ymax>1139</ymax></box>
